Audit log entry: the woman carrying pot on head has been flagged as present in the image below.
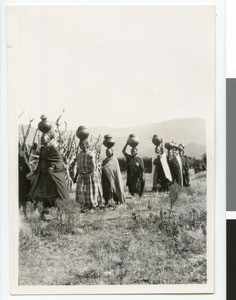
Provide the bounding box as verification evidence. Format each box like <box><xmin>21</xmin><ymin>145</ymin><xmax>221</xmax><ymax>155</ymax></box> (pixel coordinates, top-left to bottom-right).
<box><xmin>102</xmin><ymin>148</ymin><xmax>125</xmax><ymax>205</ymax></box>
<box><xmin>152</xmin><ymin>141</ymin><xmax>172</xmax><ymax>192</ymax></box>
<box><xmin>165</xmin><ymin>142</ymin><xmax>183</xmax><ymax>186</ymax></box>
<box><xmin>122</xmin><ymin>136</ymin><xmax>145</xmax><ymax>197</ymax></box>
<box><xmin>74</xmin><ymin>139</ymin><xmax>103</xmax><ymax>212</ymax></box>
<box><xmin>28</xmin><ymin>131</ymin><xmax>69</xmax><ymax>213</ymax></box>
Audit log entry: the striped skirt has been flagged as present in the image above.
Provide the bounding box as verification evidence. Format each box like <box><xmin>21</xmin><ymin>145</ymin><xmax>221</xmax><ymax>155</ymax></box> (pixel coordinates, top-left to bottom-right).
<box><xmin>76</xmin><ymin>171</ymin><xmax>103</xmax><ymax>209</ymax></box>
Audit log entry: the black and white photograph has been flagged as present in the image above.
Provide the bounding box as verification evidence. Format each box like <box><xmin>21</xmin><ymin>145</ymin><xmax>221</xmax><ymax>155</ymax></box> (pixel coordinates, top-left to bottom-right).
<box><xmin>8</xmin><ymin>5</ymin><xmax>215</xmax><ymax>294</ymax></box>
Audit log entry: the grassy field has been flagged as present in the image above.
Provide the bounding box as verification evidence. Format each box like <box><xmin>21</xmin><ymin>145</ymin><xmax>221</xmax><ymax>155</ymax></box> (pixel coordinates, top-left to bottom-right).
<box><xmin>19</xmin><ymin>171</ymin><xmax>207</xmax><ymax>285</ymax></box>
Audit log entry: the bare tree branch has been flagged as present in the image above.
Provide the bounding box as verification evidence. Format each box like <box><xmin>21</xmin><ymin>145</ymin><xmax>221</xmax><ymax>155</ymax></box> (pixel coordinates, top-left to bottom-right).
<box><xmin>18</xmin><ymin>110</ymin><xmax>25</xmax><ymax>119</ymax></box>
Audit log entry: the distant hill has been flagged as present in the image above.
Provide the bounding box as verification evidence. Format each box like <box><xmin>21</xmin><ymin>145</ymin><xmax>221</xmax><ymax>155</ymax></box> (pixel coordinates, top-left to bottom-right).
<box><xmin>19</xmin><ymin>118</ymin><xmax>206</xmax><ymax>159</ymax></box>
<box><xmin>184</xmin><ymin>143</ymin><xmax>206</xmax><ymax>159</ymax></box>
<box><xmin>88</xmin><ymin>118</ymin><xmax>206</xmax><ymax>158</ymax></box>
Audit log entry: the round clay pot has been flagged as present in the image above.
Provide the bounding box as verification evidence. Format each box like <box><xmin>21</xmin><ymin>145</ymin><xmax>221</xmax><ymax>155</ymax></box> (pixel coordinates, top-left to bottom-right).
<box><xmin>104</xmin><ymin>134</ymin><xmax>112</xmax><ymax>140</ymax></box>
<box><xmin>38</xmin><ymin>115</ymin><xmax>52</xmax><ymax>133</ymax></box>
<box><xmin>152</xmin><ymin>134</ymin><xmax>162</xmax><ymax>147</ymax></box>
<box><xmin>103</xmin><ymin>135</ymin><xmax>115</xmax><ymax>149</ymax></box>
<box><xmin>127</xmin><ymin>134</ymin><xmax>139</xmax><ymax>148</ymax></box>
<box><xmin>164</xmin><ymin>142</ymin><xmax>173</xmax><ymax>150</ymax></box>
<box><xmin>172</xmin><ymin>142</ymin><xmax>179</xmax><ymax>149</ymax></box>
<box><xmin>76</xmin><ymin>126</ymin><xmax>89</xmax><ymax>140</ymax></box>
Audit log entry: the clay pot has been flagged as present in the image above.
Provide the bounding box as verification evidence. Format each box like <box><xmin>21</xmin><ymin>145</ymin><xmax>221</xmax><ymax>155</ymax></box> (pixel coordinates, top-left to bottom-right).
<box><xmin>76</xmin><ymin>126</ymin><xmax>89</xmax><ymax>140</ymax></box>
<box><xmin>172</xmin><ymin>142</ymin><xmax>179</xmax><ymax>149</ymax></box>
<box><xmin>152</xmin><ymin>134</ymin><xmax>162</xmax><ymax>147</ymax></box>
<box><xmin>127</xmin><ymin>134</ymin><xmax>139</xmax><ymax>148</ymax></box>
<box><xmin>103</xmin><ymin>134</ymin><xmax>115</xmax><ymax>149</ymax></box>
<box><xmin>104</xmin><ymin>134</ymin><xmax>112</xmax><ymax>139</ymax></box>
<box><xmin>164</xmin><ymin>142</ymin><xmax>173</xmax><ymax>150</ymax></box>
<box><xmin>38</xmin><ymin>115</ymin><xmax>52</xmax><ymax>133</ymax></box>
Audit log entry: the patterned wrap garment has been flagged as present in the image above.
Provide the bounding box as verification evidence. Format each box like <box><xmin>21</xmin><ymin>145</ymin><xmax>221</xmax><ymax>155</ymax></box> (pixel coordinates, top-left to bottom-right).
<box><xmin>76</xmin><ymin>151</ymin><xmax>103</xmax><ymax>209</ymax></box>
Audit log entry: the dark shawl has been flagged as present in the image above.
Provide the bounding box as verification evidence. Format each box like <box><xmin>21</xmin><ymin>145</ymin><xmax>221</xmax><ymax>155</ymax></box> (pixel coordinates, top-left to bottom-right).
<box><xmin>29</xmin><ymin>145</ymin><xmax>69</xmax><ymax>203</ymax></box>
<box><xmin>124</xmin><ymin>153</ymin><xmax>145</xmax><ymax>196</ymax></box>
<box><xmin>167</xmin><ymin>154</ymin><xmax>182</xmax><ymax>185</ymax></box>
<box><xmin>19</xmin><ymin>150</ymin><xmax>31</xmax><ymax>208</ymax></box>
<box><xmin>153</xmin><ymin>155</ymin><xmax>170</xmax><ymax>191</ymax></box>
<box><xmin>181</xmin><ymin>155</ymin><xmax>190</xmax><ymax>187</ymax></box>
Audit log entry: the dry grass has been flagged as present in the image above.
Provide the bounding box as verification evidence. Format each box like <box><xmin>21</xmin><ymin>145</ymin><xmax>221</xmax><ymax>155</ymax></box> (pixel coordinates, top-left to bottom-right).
<box><xmin>19</xmin><ymin>172</ymin><xmax>207</xmax><ymax>285</ymax></box>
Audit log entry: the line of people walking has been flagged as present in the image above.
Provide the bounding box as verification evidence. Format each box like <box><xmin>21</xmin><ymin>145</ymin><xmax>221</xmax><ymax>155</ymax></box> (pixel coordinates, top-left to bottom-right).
<box><xmin>19</xmin><ymin>121</ymin><xmax>190</xmax><ymax>216</ymax></box>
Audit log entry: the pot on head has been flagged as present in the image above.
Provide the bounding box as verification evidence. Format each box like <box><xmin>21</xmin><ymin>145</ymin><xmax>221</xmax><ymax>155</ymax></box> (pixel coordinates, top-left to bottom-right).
<box><xmin>38</xmin><ymin>115</ymin><xmax>52</xmax><ymax>133</ymax></box>
<box><xmin>76</xmin><ymin>126</ymin><xmax>89</xmax><ymax>140</ymax></box>
<box><xmin>152</xmin><ymin>134</ymin><xmax>162</xmax><ymax>147</ymax></box>
<box><xmin>127</xmin><ymin>134</ymin><xmax>139</xmax><ymax>148</ymax></box>
<box><xmin>164</xmin><ymin>142</ymin><xmax>173</xmax><ymax>150</ymax></box>
<box><xmin>103</xmin><ymin>135</ymin><xmax>115</xmax><ymax>149</ymax></box>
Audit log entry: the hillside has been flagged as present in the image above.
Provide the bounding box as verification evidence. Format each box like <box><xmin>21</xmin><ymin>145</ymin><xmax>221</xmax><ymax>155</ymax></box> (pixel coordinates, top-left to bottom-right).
<box><xmin>19</xmin><ymin>118</ymin><xmax>206</xmax><ymax>159</ymax></box>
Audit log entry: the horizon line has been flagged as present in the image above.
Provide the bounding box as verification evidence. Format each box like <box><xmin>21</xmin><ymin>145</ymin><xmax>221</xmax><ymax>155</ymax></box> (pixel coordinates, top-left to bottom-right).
<box><xmin>18</xmin><ymin>116</ymin><xmax>206</xmax><ymax>130</ymax></box>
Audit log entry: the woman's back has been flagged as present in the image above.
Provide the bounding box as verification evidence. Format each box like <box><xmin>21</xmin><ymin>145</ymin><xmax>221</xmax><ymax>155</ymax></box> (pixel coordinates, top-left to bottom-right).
<box><xmin>77</xmin><ymin>151</ymin><xmax>95</xmax><ymax>174</ymax></box>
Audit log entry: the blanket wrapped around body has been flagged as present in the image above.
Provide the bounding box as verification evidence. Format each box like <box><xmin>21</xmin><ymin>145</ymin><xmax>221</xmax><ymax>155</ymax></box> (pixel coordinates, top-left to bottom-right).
<box><xmin>167</xmin><ymin>154</ymin><xmax>183</xmax><ymax>186</ymax></box>
<box><xmin>102</xmin><ymin>157</ymin><xmax>125</xmax><ymax>204</ymax></box>
<box><xmin>124</xmin><ymin>153</ymin><xmax>145</xmax><ymax>197</ymax></box>
<box><xmin>29</xmin><ymin>145</ymin><xmax>69</xmax><ymax>207</ymax></box>
<box><xmin>75</xmin><ymin>151</ymin><xmax>103</xmax><ymax>210</ymax></box>
<box><xmin>19</xmin><ymin>149</ymin><xmax>31</xmax><ymax>210</ymax></box>
<box><xmin>153</xmin><ymin>152</ymin><xmax>172</xmax><ymax>192</ymax></box>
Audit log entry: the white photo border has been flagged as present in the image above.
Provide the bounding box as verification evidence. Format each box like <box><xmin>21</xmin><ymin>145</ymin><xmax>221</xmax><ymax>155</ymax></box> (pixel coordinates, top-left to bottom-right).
<box><xmin>1</xmin><ymin>1</ymin><xmax>226</xmax><ymax>299</ymax></box>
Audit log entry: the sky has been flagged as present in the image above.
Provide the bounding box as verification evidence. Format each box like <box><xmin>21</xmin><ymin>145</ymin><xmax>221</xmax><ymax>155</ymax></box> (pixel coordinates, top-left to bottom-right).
<box><xmin>7</xmin><ymin>5</ymin><xmax>215</xmax><ymax>130</ymax></box>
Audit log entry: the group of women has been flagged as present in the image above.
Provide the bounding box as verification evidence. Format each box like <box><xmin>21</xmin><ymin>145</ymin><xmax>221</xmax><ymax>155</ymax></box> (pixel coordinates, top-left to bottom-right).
<box><xmin>152</xmin><ymin>141</ymin><xmax>190</xmax><ymax>193</ymax></box>
<box><xmin>21</xmin><ymin>131</ymin><xmax>190</xmax><ymax>216</ymax></box>
<box><xmin>26</xmin><ymin>132</ymin><xmax>126</xmax><ymax>214</ymax></box>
